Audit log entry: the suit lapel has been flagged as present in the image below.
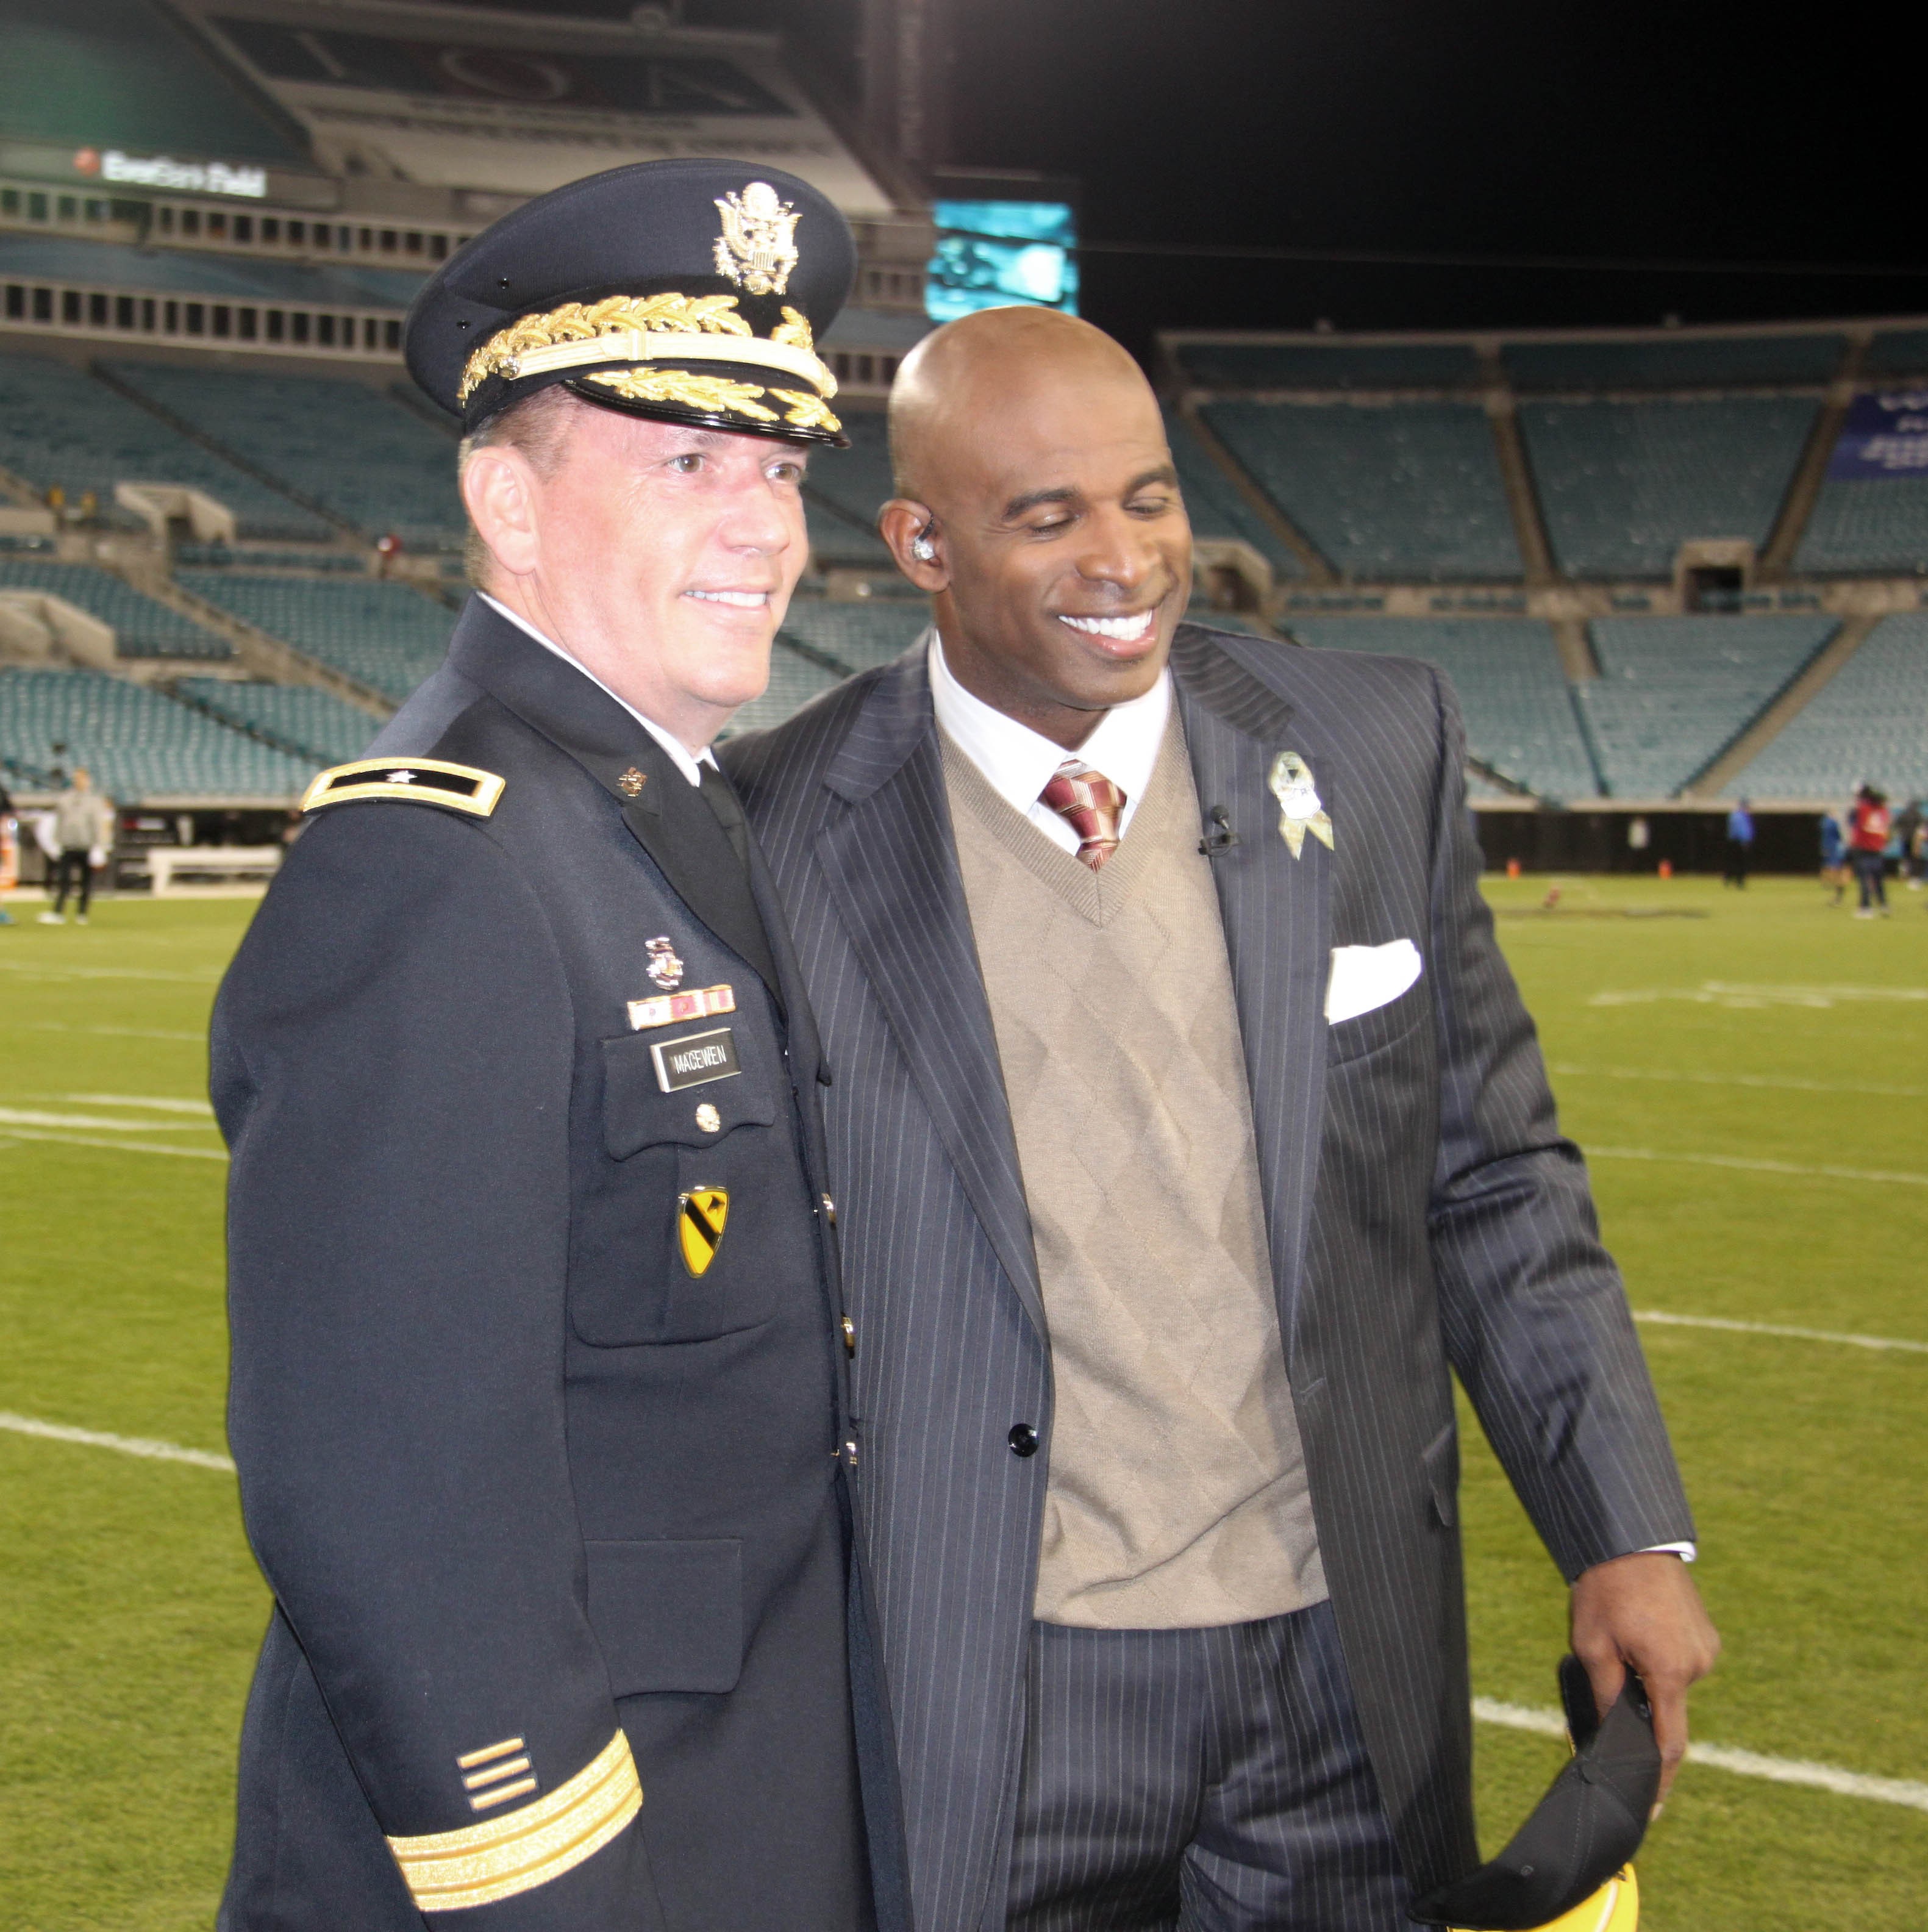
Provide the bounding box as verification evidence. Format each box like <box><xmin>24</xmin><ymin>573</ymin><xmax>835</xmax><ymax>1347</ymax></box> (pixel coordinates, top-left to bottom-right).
<box><xmin>1171</xmin><ymin>624</ymin><xmax>1333</xmax><ymax>1362</ymax></box>
<box><xmin>447</xmin><ymin>599</ymin><xmax>781</xmax><ymax>1000</ymax></box>
<box><xmin>814</xmin><ymin>645</ymin><xmax>1046</xmax><ymax>1337</ymax></box>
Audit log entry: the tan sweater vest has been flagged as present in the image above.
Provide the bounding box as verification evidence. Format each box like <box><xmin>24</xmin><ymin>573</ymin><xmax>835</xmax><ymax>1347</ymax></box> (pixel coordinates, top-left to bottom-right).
<box><xmin>943</xmin><ymin>714</ymin><xmax>1326</xmax><ymax>1629</ymax></box>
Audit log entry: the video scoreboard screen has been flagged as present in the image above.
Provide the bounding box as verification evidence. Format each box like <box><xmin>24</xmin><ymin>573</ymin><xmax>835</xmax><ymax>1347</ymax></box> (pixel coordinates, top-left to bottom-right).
<box><xmin>926</xmin><ymin>199</ymin><xmax>1079</xmax><ymax>324</ymax></box>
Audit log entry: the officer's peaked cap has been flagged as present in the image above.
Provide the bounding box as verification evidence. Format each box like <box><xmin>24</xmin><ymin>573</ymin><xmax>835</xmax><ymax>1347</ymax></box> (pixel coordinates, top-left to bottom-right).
<box><xmin>406</xmin><ymin>160</ymin><xmax>855</xmax><ymax>446</ymax></box>
<box><xmin>1409</xmin><ymin>1658</ymin><xmax>1660</xmax><ymax>1931</ymax></box>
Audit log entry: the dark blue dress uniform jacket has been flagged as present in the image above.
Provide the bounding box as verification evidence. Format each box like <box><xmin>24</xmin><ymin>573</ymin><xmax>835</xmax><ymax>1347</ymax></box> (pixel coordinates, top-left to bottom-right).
<box><xmin>212</xmin><ymin>598</ymin><xmax>903</xmax><ymax>1931</ymax></box>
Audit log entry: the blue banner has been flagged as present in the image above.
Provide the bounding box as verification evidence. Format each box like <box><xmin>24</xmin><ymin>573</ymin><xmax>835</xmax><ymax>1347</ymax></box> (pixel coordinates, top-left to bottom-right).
<box><xmin>1827</xmin><ymin>390</ymin><xmax>1928</xmax><ymax>479</ymax></box>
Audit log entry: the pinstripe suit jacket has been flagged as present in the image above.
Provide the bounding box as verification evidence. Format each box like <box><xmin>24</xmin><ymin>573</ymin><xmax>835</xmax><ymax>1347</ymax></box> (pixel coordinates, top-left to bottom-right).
<box><xmin>723</xmin><ymin>623</ymin><xmax>1693</xmax><ymax>1932</ymax></box>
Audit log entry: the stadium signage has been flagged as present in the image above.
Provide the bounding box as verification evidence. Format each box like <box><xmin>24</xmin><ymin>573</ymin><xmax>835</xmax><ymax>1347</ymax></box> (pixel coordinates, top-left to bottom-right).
<box><xmin>1827</xmin><ymin>390</ymin><xmax>1928</xmax><ymax>479</ymax></box>
<box><xmin>73</xmin><ymin>148</ymin><xmax>268</xmax><ymax>199</ymax></box>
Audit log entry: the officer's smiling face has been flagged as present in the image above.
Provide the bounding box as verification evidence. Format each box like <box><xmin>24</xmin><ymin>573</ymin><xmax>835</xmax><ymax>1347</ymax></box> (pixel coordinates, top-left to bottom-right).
<box><xmin>880</xmin><ymin>309</ymin><xmax>1193</xmax><ymax>752</ymax></box>
<box><xmin>465</xmin><ymin>395</ymin><xmax>809</xmax><ymax>751</ymax></box>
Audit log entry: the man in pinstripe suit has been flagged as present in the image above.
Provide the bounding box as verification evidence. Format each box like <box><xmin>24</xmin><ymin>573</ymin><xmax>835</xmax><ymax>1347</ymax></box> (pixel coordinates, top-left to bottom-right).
<box><xmin>724</xmin><ymin>308</ymin><xmax>1718</xmax><ymax>1932</ymax></box>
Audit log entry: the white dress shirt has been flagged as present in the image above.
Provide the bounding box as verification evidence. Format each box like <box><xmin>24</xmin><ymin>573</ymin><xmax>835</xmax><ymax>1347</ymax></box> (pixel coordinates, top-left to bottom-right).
<box><xmin>929</xmin><ymin>633</ymin><xmax>1171</xmax><ymax>853</ymax></box>
<box><xmin>480</xmin><ymin>593</ymin><xmax>715</xmax><ymax>787</ymax></box>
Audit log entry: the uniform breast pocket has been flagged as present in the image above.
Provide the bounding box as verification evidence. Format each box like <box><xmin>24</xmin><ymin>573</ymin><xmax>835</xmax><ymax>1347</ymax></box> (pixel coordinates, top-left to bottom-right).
<box><xmin>569</xmin><ymin>1031</ymin><xmax>789</xmax><ymax>1348</ymax></box>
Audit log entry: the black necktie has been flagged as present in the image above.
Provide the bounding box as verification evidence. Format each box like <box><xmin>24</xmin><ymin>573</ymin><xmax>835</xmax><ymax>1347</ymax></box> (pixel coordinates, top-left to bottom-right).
<box><xmin>699</xmin><ymin>760</ymin><xmax>751</xmax><ymax>874</ymax></box>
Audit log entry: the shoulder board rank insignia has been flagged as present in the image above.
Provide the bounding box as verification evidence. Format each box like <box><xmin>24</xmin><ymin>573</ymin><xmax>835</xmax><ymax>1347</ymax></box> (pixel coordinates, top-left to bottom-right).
<box><xmin>302</xmin><ymin>758</ymin><xmax>505</xmax><ymax>818</ymax></box>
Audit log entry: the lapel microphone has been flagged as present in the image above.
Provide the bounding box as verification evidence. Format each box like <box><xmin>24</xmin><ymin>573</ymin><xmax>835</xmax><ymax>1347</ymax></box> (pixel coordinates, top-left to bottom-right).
<box><xmin>1199</xmin><ymin>806</ymin><xmax>1240</xmax><ymax>858</ymax></box>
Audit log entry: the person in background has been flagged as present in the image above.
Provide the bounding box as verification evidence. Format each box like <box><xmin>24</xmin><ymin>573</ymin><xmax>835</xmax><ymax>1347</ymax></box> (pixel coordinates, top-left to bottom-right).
<box><xmin>1847</xmin><ymin>784</ymin><xmax>1891</xmax><ymax>918</ymax></box>
<box><xmin>39</xmin><ymin>768</ymin><xmax>114</xmax><ymax>926</ymax></box>
<box><xmin>1818</xmin><ymin>809</ymin><xmax>1847</xmax><ymax>904</ymax></box>
<box><xmin>0</xmin><ymin>775</ymin><xmax>15</xmax><ymax>925</ymax></box>
<box><xmin>1723</xmin><ymin>796</ymin><xmax>1754</xmax><ymax>888</ymax></box>
<box><xmin>1894</xmin><ymin>795</ymin><xmax>1924</xmax><ymax>891</ymax></box>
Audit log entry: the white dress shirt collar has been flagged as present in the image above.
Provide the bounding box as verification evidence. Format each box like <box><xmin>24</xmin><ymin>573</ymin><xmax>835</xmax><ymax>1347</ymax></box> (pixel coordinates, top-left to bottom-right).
<box><xmin>928</xmin><ymin>632</ymin><xmax>1171</xmax><ymax>854</ymax></box>
<box><xmin>479</xmin><ymin>592</ymin><xmax>715</xmax><ymax>787</ymax></box>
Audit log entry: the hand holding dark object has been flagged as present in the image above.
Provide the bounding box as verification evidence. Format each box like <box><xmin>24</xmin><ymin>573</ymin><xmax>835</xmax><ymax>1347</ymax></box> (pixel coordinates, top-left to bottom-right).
<box><xmin>1408</xmin><ymin>1660</ymin><xmax>1661</xmax><ymax>1929</ymax></box>
<box><xmin>1570</xmin><ymin>1550</ymin><xmax>1721</xmax><ymax>1806</ymax></box>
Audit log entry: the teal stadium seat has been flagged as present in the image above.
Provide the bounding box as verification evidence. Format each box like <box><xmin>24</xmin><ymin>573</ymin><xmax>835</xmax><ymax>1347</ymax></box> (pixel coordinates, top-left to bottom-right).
<box><xmin>1519</xmin><ymin>398</ymin><xmax>1817</xmax><ymax>579</ymax></box>
<box><xmin>0</xmin><ymin>667</ymin><xmax>315</xmax><ymax>800</ymax></box>
<box><xmin>4</xmin><ymin>0</ymin><xmax>309</xmax><ymax>165</ymax></box>
<box><xmin>778</xmin><ymin>593</ymin><xmax>929</xmax><ymax>674</ymax></box>
<box><xmin>107</xmin><ymin>366</ymin><xmax>465</xmax><ymax>551</ymax></box>
<box><xmin>1200</xmin><ymin>401</ymin><xmax>1522</xmax><ymax>580</ymax></box>
<box><xmin>177</xmin><ymin>573</ymin><xmax>457</xmax><ymax>703</ymax></box>
<box><xmin>1285</xmin><ymin>618</ymin><xmax>1599</xmax><ymax>801</ymax></box>
<box><xmin>1165</xmin><ymin>413</ymin><xmax>1302</xmax><ymax>581</ymax></box>
<box><xmin>0</xmin><ymin>559</ymin><xmax>232</xmax><ymax>659</ymax></box>
<box><xmin>1729</xmin><ymin>614</ymin><xmax>1928</xmax><ymax>801</ymax></box>
<box><xmin>179</xmin><ymin>679</ymin><xmax>384</xmax><ymax>766</ymax></box>
<box><xmin>0</xmin><ymin>352</ymin><xmax>330</xmax><ymax>543</ymax></box>
<box><xmin>802</xmin><ymin>413</ymin><xmax>895</xmax><ymax>565</ymax></box>
<box><xmin>1173</xmin><ymin>342</ymin><xmax>1483</xmax><ymax>390</ymax></box>
<box><xmin>1576</xmin><ymin>616</ymin><xmax>1837</xmax><ymax>797</ymax></box>
<box><xmin>1796</xmin><ymin>473</ymin><xmax>1928</xmax><ymax>574</ymax></box>
<box><xmin>1502</xmin><ymin>334</ymin><xmax>1846</xmax><ymax>390</ymax></box>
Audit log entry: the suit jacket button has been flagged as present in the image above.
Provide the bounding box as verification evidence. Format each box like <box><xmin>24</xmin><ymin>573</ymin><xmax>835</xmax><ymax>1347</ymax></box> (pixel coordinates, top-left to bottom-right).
<box><xmin>1008</xmin><ymin>1423</ymin><xmax>1039</xmax><ymax>1458</ymax></box>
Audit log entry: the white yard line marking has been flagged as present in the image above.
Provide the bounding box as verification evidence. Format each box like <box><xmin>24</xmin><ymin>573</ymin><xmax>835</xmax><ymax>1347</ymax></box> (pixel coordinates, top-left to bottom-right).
<box><xmin>1473</xmin><ymin>1701</ymin><xmax>1928</xmax><ymax>1812</ymax></box>
<box><xmin>59</xmin><ymin>1094</ymin><xmax>215</xmax><ymax>1115</ymax></box>
<box><xmin>32</xmin><ymin>1024</ymin><xmax>205</xmax><ymax>1041</ymax></box>
<box><xmin>0</xmin><ymin>1128</ymin><xmax>227</xmax><ymax>1161</ymax></box>
<box><xmin>0</xmin><ymin>1411</ymin><xmax>234</xmax><ymax>1472</ymax></box>
<box><xmin>1549</xmin><ymin>1062</ymin><xmax>1927</xmax><ymax>1100</ymax></box>
<box><xmin>1591</xmin><ymin>982</ymin><xmax>1928</xmax><ymax>1010</ymax></box>
<box><xmin>0</xmin><ymin>1106</ymin><xmax>212</xmax><ymax>1132</ymax></box>
<box><xmin>0</xmin><ymin>961</ymin><xmax>219</xmax><ymax>985</ymax></box>
<box><xmin>1590</xmin><ymin>1146</ymin><xmax>1928</xmax><ymax>1188</ymax></box>
<box><xmin>1635</xmin><ymin>1311</ymin><xmax>1928</xmax><ymax>1354</ymax></box>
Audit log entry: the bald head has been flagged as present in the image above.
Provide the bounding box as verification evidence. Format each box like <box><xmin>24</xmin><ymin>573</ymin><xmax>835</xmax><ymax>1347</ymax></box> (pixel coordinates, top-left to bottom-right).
<box><xmin>877</xmin><ymin>306</ymin><xmax>1191</xmax><ymax>749</ymax></box>
<box><xmin>889</xmin><ymin>307</ymin><xmax>1154</xmax><ymax>504</ymax></box>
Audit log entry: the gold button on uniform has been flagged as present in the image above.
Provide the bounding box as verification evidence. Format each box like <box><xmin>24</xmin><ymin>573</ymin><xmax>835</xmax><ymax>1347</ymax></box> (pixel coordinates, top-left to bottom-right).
<box><xmin>821</xmin><ymin>1193</ymin><xmax>837</xmax><ymax>1225</ymax></box>
<box><xmin>694</xmin><ymin>1102</ymin><xmax>722</xmax><ymax>1134</ymax></box>
<box><xmin>841</xmin><ymin>1315</ymin><xmax>855</xmax><ymax>1357</ymax></box>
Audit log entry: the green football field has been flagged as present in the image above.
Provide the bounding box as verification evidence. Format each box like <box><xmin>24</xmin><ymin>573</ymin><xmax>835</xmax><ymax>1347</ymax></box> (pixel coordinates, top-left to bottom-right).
<box><xmin>1</xmin><ymin>873</ymin><xmax>1922</xmax><ymax>1929</ymax></box>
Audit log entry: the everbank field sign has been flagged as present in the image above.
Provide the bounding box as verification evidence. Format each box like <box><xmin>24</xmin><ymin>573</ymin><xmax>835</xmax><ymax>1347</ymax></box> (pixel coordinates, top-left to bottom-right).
<box><xmin>73</xmin><ymin>148</ymin><xmax>268</xmax><ymax>199</ymax></box>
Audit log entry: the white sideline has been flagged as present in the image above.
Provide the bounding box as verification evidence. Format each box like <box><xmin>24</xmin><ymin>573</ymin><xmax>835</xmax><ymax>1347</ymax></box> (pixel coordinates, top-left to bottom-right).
<box><xmin>0</xmin><ymin>1410</ymin><xmax>234</xmax><ymax>1471</ymax></box>
<box><xmin>1635</xmin><ymin>1310</ymin><xmax>1927</xmax><ymax>1354</ymax></box>
<box><xmin>0</xmin><ymin>1128</ymin><xmax>227</xmax><ymax>1161</ymax></box>
<box><xmin>6</xmin><ymin>1409</ymin><xmax>1924</xmax><ymax>1812</ymax></box>
<box><xmin>1473</xmin><ymin>1700</ymin><xmax>1928</xmax><ymax>1812</ymax></box>
<box><xmin>1548</xmin><ymin>1062</ymin><xmax>1927</xmax><ymax>1100</ymax></box>
<box><xmin>1590</xmin><ymin>1145</ymin><xmax>1928</xmax><ymax>1188</ymax></box>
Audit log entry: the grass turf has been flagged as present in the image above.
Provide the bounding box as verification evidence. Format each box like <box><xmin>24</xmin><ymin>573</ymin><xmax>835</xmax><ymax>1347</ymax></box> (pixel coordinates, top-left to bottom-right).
<box><xmin>0</xmin><ymin>875</ymin><xmax>1922</xmax><ymax>1927</ymax></box>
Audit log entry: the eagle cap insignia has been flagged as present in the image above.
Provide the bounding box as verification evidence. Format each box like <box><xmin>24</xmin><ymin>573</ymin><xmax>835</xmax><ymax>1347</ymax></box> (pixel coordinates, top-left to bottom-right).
<box><xmin>713</xmin><ymin>181</ymin><xmax>800</xmax><ymax>297</ymax></box>
<box><xmin>1268</xmin><ymin>751</ymin><xmax>1335</xmax><ymax>859</ymax></box>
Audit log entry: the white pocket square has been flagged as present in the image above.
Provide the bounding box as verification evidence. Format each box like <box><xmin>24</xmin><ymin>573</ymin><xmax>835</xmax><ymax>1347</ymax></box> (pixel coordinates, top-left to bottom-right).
<box><xmin>1326</xmin><ymin>939</ymin><xmax>1423</xmax><ymax>1025</ymax></box>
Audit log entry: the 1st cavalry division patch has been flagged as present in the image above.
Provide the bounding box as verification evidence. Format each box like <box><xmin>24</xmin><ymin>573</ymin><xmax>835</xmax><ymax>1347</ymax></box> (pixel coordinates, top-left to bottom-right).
<box><xmin>301</xmin><ymin>759</ymin><xmax>505</xmax><ymax>817</ymax></box>
<box><xmin>679</xmin><ymin>1189</ymin><xmax>729</xmax><ymax>1276</ymax></box>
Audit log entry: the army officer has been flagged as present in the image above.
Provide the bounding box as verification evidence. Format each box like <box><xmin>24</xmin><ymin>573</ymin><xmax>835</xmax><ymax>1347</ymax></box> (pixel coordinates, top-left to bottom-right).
<box><xmin>212</xmin><ymin>162</ymin><xmax>898</xmax><ymax>1931</ymax></box>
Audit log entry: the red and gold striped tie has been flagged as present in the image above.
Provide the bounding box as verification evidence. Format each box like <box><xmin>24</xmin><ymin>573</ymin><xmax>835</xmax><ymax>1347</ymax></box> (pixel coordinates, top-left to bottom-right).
<box><xmin>1040</xmin><ymin>758</ymin><xmax>1127</xmax><ymax>871</ymax></box>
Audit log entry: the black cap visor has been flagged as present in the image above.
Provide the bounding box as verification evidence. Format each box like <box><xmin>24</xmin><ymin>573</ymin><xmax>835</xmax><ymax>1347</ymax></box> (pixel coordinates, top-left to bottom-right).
<box><xmin>1408</xmin><ymin>1661</ymin><xmax>1660</xmax><ymax>1930</ymax></box>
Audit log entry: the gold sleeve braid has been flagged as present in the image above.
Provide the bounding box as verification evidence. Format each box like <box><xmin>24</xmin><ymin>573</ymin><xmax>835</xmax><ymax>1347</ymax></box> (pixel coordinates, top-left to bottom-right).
<box><xmin>385</xmin><ymin>1730</ymin><xmax>641</xmax><ymax>1911</ymax></box>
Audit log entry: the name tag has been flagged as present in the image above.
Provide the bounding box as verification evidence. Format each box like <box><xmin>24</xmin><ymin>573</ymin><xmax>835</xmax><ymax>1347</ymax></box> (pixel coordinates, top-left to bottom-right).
<box><xmin>649</xmin><ymin>1026</ymin><xmax>741</xmax><ymax>1093</ymax></box>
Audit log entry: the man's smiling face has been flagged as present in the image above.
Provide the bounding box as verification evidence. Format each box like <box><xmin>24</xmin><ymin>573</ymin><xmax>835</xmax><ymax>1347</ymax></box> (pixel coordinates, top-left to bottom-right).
<box><xmin>463</xmin><ymin>393</ymin><xmax>810</xmax><ymax>750</ymax></box>
<box><xmin>885</xmin><ymin>312</ymin><xmax>1193</xmax><ymax>750</ymax></box>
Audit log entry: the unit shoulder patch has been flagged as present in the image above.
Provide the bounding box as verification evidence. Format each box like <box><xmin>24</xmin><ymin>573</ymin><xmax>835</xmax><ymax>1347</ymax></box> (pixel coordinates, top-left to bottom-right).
<box><xmin>302</xmin><ymin>758</ymin><xmax>505</xmax><ymax>818</ymax></box>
